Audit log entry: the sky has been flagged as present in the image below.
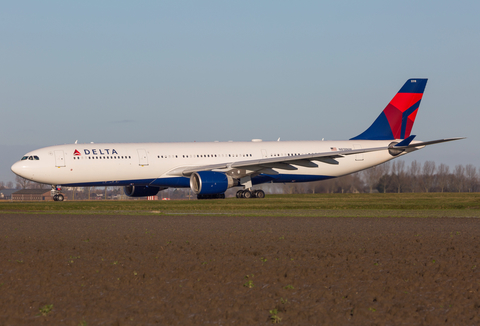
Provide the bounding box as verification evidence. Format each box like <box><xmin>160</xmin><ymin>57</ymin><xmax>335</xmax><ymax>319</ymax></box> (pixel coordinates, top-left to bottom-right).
<box><xmin>1</xmin><ymin>1</ymin><xmax>479</xmax><ymax>184</ymax></box>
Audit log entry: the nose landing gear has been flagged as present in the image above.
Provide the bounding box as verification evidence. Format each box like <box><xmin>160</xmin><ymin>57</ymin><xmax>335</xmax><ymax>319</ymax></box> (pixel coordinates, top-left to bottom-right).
<box><xmin>51</xmin><ymin>185</ymin><xmax>65</xmax><ymax>201</ymax></box>
<box><xmin>53</xmin><ymin>194</ymin><xmax>65</xmax><ymax>201</ymax></box>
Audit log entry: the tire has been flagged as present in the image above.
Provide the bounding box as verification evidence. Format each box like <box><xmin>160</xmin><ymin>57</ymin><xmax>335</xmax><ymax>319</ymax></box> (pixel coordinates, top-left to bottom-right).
<box><xmin>57</xmin><ymin>194</ymin><xmax>64</xmax><ymax>201</ymax></box>
<box><xmin>255</xmin><ymin>190</ymin><xmax>265</xmax><ymax>199</ymax></box>
<box><xmin>236</xmin><ymin>190</ymin><xmax>243</xmax><ymax>198</ymax></box>
<box><xmin>243</xmin><ymin>190</ymin><xmax>252</xmax><ymax>199</ymax></box>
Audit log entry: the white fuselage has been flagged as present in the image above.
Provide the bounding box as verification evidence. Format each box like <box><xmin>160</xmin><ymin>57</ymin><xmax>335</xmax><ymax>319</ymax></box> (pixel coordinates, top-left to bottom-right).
<box><xmin>11</xmin><ymin>139</ymin><xmax>400</xmax><ymax>188</ymax></box>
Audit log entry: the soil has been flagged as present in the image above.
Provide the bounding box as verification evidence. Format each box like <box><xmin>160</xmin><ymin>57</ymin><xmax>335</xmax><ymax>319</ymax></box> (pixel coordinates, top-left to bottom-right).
<box><xmin>0</xmin><ymin>214</ymin><xmax>479</xmax><ymax>325</ymax></box>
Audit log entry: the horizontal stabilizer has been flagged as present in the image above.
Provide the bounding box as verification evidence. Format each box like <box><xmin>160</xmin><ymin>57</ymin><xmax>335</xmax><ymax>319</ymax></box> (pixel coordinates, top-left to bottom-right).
<box><xmin>394</xmin><ymin>135</ymin><xmax>416</xmax><ymax>147</ymax></box>
<box><xmin>395</xmin><ymin>137</ymin><xmax>465</xmax><ymax>149</ymax></box>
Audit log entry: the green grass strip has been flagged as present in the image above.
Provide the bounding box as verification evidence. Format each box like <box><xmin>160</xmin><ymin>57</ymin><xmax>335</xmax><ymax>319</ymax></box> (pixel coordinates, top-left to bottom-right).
<box><xmin>0</xmin><ymin>193</ymin><xmax>479</xmax><ymax>217</ymax></box>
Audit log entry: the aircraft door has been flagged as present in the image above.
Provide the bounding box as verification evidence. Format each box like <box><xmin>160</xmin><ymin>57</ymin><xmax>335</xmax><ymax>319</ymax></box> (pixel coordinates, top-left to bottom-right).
<box><xmin>261</xmin><ymin>149</ymin><xmax>268</xmax><ymax>158</ymax></box>
<box><xmin>54</xmin><ymin>150</ymin><xmax>66</xmax><ymax>167</ymax></box>
<box><xmin>137</xmin><ymin>149</ymin><xmax>149</xmax><ymax>166</ymax></box>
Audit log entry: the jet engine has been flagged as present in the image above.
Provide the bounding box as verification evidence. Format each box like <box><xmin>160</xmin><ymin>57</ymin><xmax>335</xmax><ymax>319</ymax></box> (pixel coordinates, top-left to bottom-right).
<box><xmin>388</xmin><ymin>141</ymin><xmax>404</xmax><ymax>156</ymax></box>
<box><xmin>124</xmin><ymin>185</ymin><xmax>165</xmax><ymax>197</ymax></box>
<box><xmin>190</xmin><ymin>171</ymin><xmax>235</xmax><ymax>195</ymax></box>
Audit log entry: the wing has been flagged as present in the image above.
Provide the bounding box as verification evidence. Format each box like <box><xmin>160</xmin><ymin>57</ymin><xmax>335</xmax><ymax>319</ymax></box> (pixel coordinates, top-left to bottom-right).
<box><xmin>165</xmin><ymin>137</ymin><xmax>464</xmax><ymax>177</ymax></box>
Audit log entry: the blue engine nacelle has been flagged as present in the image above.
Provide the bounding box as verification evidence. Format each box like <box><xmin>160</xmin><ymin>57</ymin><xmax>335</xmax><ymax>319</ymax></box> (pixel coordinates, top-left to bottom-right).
<box><xmin>190</xmin><ymin>171</ymin><xmax>235</xmax><ymax>195</ymax></box>
<box><xmin>124</xmin><ymin>185</ymin><xmax>165</xmax><ymax>197</ymax></box>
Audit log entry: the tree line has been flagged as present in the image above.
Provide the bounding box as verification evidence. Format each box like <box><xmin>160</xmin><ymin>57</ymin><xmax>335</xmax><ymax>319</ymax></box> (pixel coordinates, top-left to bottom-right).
<box><xmin>2</xmin><ymin>160</ymin><xmax>478</xmax><ymax>196</ymax></box>
<box><xmin>281</xmin><ymin>160</ymin><xmax>479</xmax><ymax>194</ymax></box>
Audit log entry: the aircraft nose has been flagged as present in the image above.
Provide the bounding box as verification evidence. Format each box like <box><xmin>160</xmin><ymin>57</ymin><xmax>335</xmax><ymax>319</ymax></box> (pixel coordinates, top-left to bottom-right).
<box><xmin>11</xmin><ymin>161</ymin><xmax>29</xmax><ymax>178</ymax></box>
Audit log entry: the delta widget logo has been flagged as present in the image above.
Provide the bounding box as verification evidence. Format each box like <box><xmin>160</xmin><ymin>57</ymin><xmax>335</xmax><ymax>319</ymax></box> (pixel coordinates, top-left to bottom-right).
<box><xmin>74</xmin><ymin>148</ymin><xmax>119</xmax><ymax>156</ymax></box>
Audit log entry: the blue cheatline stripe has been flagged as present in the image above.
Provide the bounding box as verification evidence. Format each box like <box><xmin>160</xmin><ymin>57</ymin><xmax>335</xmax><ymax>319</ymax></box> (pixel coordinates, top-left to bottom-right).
<box><xmin>63</xmin><ymin>179</ymin><xmax>157</xmax><ymax>187</ymax></box>
<box><xmin>253</xmin><ymin>174</ymin><xmax>333</xmax><ymax>184</ymax></box>
<box><xmin>150</xmin><ymin>177</ymin><xmax>191</xmax><ymax>187</ymax></box>
<box><xmin>63</xmin><ymin>174</ymin><xmax>333</xmax><ymax>189</ymax></box>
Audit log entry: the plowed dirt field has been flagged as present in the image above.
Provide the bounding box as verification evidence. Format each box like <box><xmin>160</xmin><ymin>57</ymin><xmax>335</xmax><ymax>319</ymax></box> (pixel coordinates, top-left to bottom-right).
<box><xmin>1</xmin><ymin>214</ymin><xmax>479</xmax><ymax>325</ymax></box>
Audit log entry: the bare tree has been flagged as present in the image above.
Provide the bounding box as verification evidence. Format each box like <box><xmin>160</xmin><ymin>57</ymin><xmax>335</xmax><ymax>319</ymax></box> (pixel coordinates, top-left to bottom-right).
<box><xmin>452</xmin><ymin>165</ymin><xmax>465</xmax><ymax>192</ymax></box>
<box><xmin>408</xmin><ymin>160</ymin><xmax>421</xmax><ymax>192</ymax></box>
<box><xmin>390</xmin><ymin>161</ymin><xmax>399</xmax><ymax>192</ymax></box>
<box><xmin>421</xmin><ymin>160</ymin><xmax>436</xmax><ymax>192</ymax></box>
<box><xmin>6</xmin><ymin>181</ymin><xmax>13</xmax><ymax>189</ymax></box>
<box><xmin>390</xmin><ymin>160</ymin><xmax>407</xmax><ymax>193</ymax></box>
<box><xmin>0</xmin><ymin>181</ymin><xmax>4</xmax><ymax>190</ymax></box>
<box><xmin>436</xmin><ymin>163</ymin><xmax>450</xmax><ymax>192</ymax></box>
<box><xmin>465</xmin><ymin>164</ymin><xmax>477</xmax><ymax>192</ymax></box>
<box><xmin>396</xmin><ymin>160</ymin><xmax>407</xmax><ymax>193</ymax></box>
<box><xmin>362</xmin><ymin>163</ymin><xmax>390</xmax><ymax>193</ymax></box>
<box><xmin>376</xmin><ymin>162</ymin><xmax>391</xmax><ymax>193</ymax></box>
<box><xmin>15</xmin><ymin>175</ymin><xmax>32</xmax><ymax>189</ymax></box>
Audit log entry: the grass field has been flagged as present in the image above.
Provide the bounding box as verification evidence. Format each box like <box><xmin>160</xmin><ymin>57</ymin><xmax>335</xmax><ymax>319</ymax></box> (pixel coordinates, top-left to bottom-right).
<box><xmin>1</xmin><ymin>193</ymin><xmax>479</xmax><ymax>217</ymax></box>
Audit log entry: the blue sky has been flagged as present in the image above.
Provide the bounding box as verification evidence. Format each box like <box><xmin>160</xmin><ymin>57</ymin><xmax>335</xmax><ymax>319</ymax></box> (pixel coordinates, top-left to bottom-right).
<box><xmin>1</xmin><ymin>1</ymin><xmax>479</xmax><ymax>183</ymax></box>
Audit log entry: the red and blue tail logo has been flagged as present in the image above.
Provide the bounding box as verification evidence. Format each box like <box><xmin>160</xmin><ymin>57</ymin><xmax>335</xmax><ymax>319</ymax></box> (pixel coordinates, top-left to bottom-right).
<box><xmin>351</xmin><ymin>78</ymin><xmax>427</xmax><ymax>140</ymax></box>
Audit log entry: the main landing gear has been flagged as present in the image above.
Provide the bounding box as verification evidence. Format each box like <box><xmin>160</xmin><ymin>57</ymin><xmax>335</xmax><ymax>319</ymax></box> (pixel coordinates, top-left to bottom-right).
<box><xmin>236</xmin><ymin>189</ymin><xmax>265</xmax><ymax>199</ymax></box>
<box><xmin>51</xmin><ymin>185</ymin><xmax>65</xmax><ymax>201</ymax></box>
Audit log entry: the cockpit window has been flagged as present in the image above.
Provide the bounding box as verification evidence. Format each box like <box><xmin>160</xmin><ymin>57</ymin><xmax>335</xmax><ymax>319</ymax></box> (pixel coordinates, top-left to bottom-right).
<box><xmin>21</xmin><ymin>155</ymin><xmax>40</xmax><ymax>160</ymax></box>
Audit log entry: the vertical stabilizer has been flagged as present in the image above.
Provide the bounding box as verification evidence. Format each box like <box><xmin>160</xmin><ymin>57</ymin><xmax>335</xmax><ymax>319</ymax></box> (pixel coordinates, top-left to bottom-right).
<box><xmin>350</xmin><ymin>78</ymin><xmax>427</xmax><ymax>140</ymax></box>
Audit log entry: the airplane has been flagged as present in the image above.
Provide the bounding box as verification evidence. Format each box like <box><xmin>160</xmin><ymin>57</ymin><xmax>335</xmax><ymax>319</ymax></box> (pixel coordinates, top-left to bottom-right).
<box><xmin>11</xmin><ymin>78</ymin><xmax>463</xmax><ymax>201</ymax></box>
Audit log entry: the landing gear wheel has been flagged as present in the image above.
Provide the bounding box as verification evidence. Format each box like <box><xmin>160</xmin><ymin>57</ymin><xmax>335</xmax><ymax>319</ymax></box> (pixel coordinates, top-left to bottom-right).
<box><xmin>243</xmin><ymin>190</ymin><xmax>252</xmax><ymax>199</ymax></box>
<box><xmin>236</xmin><ymin>190</ymin><xmax>244</xmax><ymax>198</ymax></box>
<box><xmin>254</xmin><ymin>190</ymin><xmax>265</xmax><ymax>198</ymax></box>
<box><xmin>53</xmin><ymin>194</ymin><xmax>64</xmax><ymax>201</ymax></box>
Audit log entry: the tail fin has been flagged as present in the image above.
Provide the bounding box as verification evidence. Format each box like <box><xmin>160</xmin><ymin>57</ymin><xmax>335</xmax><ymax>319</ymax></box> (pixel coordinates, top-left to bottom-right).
<box><xmin>350</xmin><ymin>78</ymin><xmax>428</xmax><ymax>140</ymax></box>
